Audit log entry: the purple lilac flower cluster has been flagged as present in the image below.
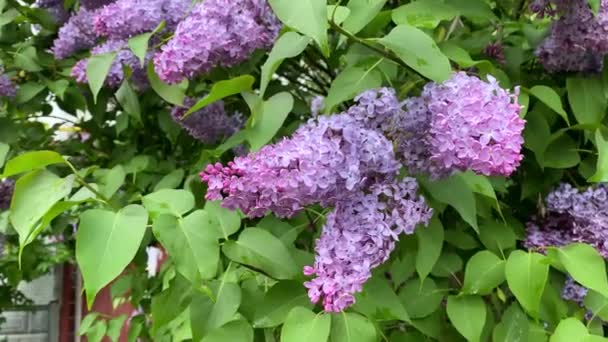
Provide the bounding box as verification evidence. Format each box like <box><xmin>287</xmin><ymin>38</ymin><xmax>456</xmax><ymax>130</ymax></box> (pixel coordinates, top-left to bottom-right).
<box><xmin>94</xmin><ymin>0</ymin><xmax>190</xmax><ymax>39</ymax></box>
<box><xmin>562</xmin><ymin>276</ymin><xmax>588</xmax><ymax>307</ymax></box>
<box><xmin>202</xmin><ymin>113</ymin><xmax>400</xmax><ymax>218</ymax></box>
<box><xmin>153</xmin><ymin>0</ymin><xmax>281</xmax><ymax>84</ymax></box>
<box><xmin>51</xmin><ymin>7</ymin><xmax>100</xmax><ymax>60</ymax></box>
<box><xmin>304</xmin><ymin>180</ymin><xmax>432</xmax><ymax>312</ymax></box>
<box><xmin>392</xmin><ymin>72</ymin><xmax>524</xmax><ymax>178</ymax></box>
<box><xmin>202</xmin><ymin>88</ymin><xmax>436</xmax><ymax>312</ymax></box>
<box><xmin>525</xmin><ymin>183</ymin><xmax>608</xmax><ymax>258</ymax></box>
<box><xmin>171</xmin><ymin>98</ymin><xmax>244</xmax><ymax>145</ymax></box>
<box><xmin>71</xmin><ymin>40</ymin><xmax>147</xmax><ymax>88</ymax></box>
<box><xmin>0</xmin><ymin>67</ymin><xmax>16</xmax><ymax>99</ymax></box>
<box><xmin>532</xmin><ymin>0</ymin><xmax>608</xmax><ymax>73</ymax></box>
<box><xmin>0</xmin><ymin>179</ymin><xmax>15</xmax><ymax>210</ymax></box>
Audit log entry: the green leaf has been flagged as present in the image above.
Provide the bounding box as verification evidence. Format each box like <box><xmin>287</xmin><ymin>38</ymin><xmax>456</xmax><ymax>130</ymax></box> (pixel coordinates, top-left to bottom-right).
<box><xmin>14</xmin><ymin>47</ymin><xmax>42</xmax><ymax>72</ymax></box>
<box><xmin>76</xmin><ymin>205</ymin><xmax>148</xmax><ymax>307</ymax></box>
<box><xmin>505</xmin><ymin>251</ymin><xmax>549</xmax><ymax>318</ymax></box>
<box><xmin>253</xmin><ymin>280</ymin><xmax>312</xmax><ymax>328</ymax></box>
<box><xmin>327</xmin><ymin>5</ymin><xmax>350</xmax><ymax>24</ymax></box>
<box><xmin>584</xmin><ymin>290</ymin><xmax>608</xmax><ymax>321</ymax></box>
<box><xmin>524</xmin><ymin>110</ymin><xmax>552</xmax><ymax>165</ymax></box>
<box><xmin>444</xmin><ymin>0</ymin><xmax>496</xmax><ymax>21</ymax></box>
<box><xmin>324</xmin><ymin>65</ymin><xmax>383</xmax><ymax>112</ymax></box>
<box><xmin>281</xmin><ymin>307</ymin><xmax>331</xmax><ymax>342</ymax></box>
<box><xmin>590</xmin><ymin>129</ymin><xmax>608</xmax><ymax>182</ymax></box>
<box><xmin>446</xmin><ymin>295</ymin><xmax>487</xmax><ymax>342</ymax></box>
<box><xmin>269</xmin><ymin>0</ymin><xmax>329</xmax><ymax>55</ymax></box>
<box><xmin>16</xmin><ymin>82</ymin><xmax>45</xmax><ymax>104</ymax></box>
<box><xmin>247</xmin><ymin>92</ymin><xmax>293</xmax><ymax>151</ymax></box>
<box><xmin>143</xmin><ymin>189</ymin><xmax>195</xmax><ymax>217</ymax></box>
<box><xmin>107</xmin><ymin>315</ymin><xmax>127</xmax><ymax>342</ymax></box>
<box><xmin>566</xmin><ymin>76</ymin><xmax>606</xmax><ymax>125</ymax></box>
<box><xmin>379</xmin><ymin>24</ymin><xmax>451</xmax><ymax>82</ymax></box>
<box><xmin>116</xmin><ymin>80</ymin><xmax>142</xmax><ymax>124</ymax></box>
<box><xmin>10</xmin><ymin>170</ymin><xmax>74</xmax><ymax>247</ymax></box>
<box><xmin>0</xmin><ymin>142</ymin><xmax>9</xmax><ymax>168</ymax></box>
<box><xmin>223</xmin><ymin>228</ymin><xmax>298</xmax><ymax>279</ymax></box>
<box><xmin>353</xmin><ymin>276</ymin><xmax>410</xmax><ymax>322</ymax></box>
<box><xmin>185</xmin><ymin>75</ymin><xmax>255</xmax><ymax>116</ymax></box>
<box><xmin>260</xmin><ymin>32</ymin><xmax>311</xmax><ymax>97</ymax></box>
<box><xmin>153</xmin><ymin>211</ymin><xmax>219</xmax><ymax>282</ymax></box>
<box><xmin>86</xmin><ymin>321</ymin><xmax>107</xmax><ymax>342</ymax></box>
<box><xmin>551</xmin><ymin>318</ymin><xmax>588</xmax><ymax>341</ymax></box>
<box><xmin>462</xmin><ymin>250</ymin><xmax>506</xmax><ymax>295</ymax></box>
<box><xmin>557</xmin><ymin>243</ymin><xmax>608</xmax><ymax>298</ymax></box>
<box><xmin>416</xmin><ymin>216</ymin><xmax>444</xmax><ymax>280</ymax></box>
<box><xmin>543</xmin><ymin>133</ymin><xmax>580</xmax><ymax>169</ymax></box>
<box><xmin>527</xmin><ymin>86</ymin><xmax>569</xmax><ymax>125</ymax></box>
<box><xmin>154</xmin><ymin>169</ymin><xmax>185</xmax><ymax>191</ymax></box>
<box><xmin>589</xmin><ymin>0</ymin><xmax>601</xmax><ymax>14</ymax></box>
<box><xmin>421</xmin><ymin>175</ymin><xmax>478</xmax><ymax>232</ymax></box>
<box><xmin>78</xmin><ymin>313</ymin><xmax>99</xmax><ymax>335</ymax></box>
<box><xmin>98</xmin><ymin>165</ymin><xmax>126</xmax><ymax>199</ymax></box>
<box><xmin>392</xmin><ymin>0</ymin><xmax>458</xmax><ymax>29</ymax></box>
<box><xmin>3</xmin><ymin>150</ymin><xmax>65</xmax><ymax>177</ymax></box>
<box><xmin>342</xmin><ymin>0</ymin><xmax>387</xmax><ymax>34</ymax></box>
<box><xmin>147</xmin><ymin>62</ymin><xmax>186</xmax><ymax>106</ymax></box>
<box><xmin>205</xmin><ymin>200</ymin><xmax>241</xmax><ymax>240</ymax></box>
<box><xmin>399</xmin><ymin>277</ymin><xmax>443</xmax><ymax>319</ymax></box>
<box><xmin>151</xmin><ymin>274</ymin><xmax>192</xmax><ymax>332</ymax></box>
<box><xmin>478</xmin><ymin>220</ymin><xmax>517</xmax><ymax>255</ymax></box>
<box><xmin>86</xmin><ymin>52</ymin><xmax>117</xmax><ymax>103</ymax></box>
<box><xmin>330</xmin><ymin>312</ymin><xmax>377</xmax><ymax>342</ymax></box>
<box><xmin>190</xmin><ymin>281</ymin><xmax>242</xmax><ymax>340</ymax></box>
<box><xmin>128</xmin><ymin>21</ymin><xmax>165</xmax><ymax>67</ymax></box>
<box><xmin>201</xmin><ymin>320</ymin><xmax>253</xmax><ymax>342</ymax></box>
<box><xmin>492</xmin><ymin>303</ymin><xmax>530</xmax><ymax>342</ymax></box>
<box><xmin>431</xmin><ymin>252</ymin><xmax>463</xmax><ymax>277</ymax></box>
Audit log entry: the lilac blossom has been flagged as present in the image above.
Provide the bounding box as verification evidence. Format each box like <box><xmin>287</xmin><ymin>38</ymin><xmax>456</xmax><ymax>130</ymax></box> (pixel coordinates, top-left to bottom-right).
<box><xmin>94</xmin><ymin>0</ymin><xmax>191</xmax><ymax>39</ymax></box>
<box><xmin>201</xmin><ymin>113</ymin><xmax>400</xmax><ymax>218</ymax></box>
<box><xmin>392</xmin><ymin>72</ymin><xmax>524</xmax><ymax>178</ymax></box>
<box><xmin>0</xmin><ymin>68</ymin><xmax>17</xmax><ymax>99</ymax></box>
<box><xmin>303</xmin><ymin>179</ymin><xmax>432</xmax><ymax>312</ymax></box>
<box><xmin>532</xmin><ymin>0</ymin><xmax>608</xmax><ymax>73</ymax></box>
<box><xmin>154</xmin><ymin>0</ymin><xmax>281</xmax><ymax>83</ymax></box>
<box><xmin>0</xmin><ymin>179</ymin><xmax>15</xmax><ymax>210</ymax></box>
<box><xmin>171</xmin><ymin>98</ymin><xmax>244</xmax><ymax>144</ymax></box>
<box><xmin>51</xmin><ymin>8</ymin><xmax>99</xmax><ymax>60</ymax></box>
<box><xmin>525</xmin><ymin>183</ymin><xmax>608</xmax><ymax>258</ymax></box>
<box><xmin>562</xmin><ymin>277</ymin><xmax>588</xmax><ymax>307</ymax></box>
<box><xmin>71</xmin><ymin>40</ymin><xmax>147</xmax><ymax>88</ymax></box>
<box><xmin>484</xmin><ymin>42</ymin><xmax>506</xmax><ymax>64</ymax></box>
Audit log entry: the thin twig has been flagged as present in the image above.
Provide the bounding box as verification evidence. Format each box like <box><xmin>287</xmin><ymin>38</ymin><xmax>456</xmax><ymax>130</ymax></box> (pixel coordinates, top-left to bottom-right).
<box><xmin>65</xmin><ymin>159</ymin><xmax>118</xmax><ymax>210</ymax></box>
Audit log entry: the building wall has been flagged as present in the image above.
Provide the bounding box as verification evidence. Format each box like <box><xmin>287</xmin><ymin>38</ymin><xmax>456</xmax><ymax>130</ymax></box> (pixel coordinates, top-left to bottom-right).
<box><xmin>0</xmin><ymin>267</ymin><xmax>62</xmax><ymax>342</ymax></box>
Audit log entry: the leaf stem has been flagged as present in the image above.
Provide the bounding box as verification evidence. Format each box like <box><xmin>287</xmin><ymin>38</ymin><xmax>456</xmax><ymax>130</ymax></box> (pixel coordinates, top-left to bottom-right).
<box><xmin>65</xmin><ymin>159</ymin><xmax>118</xmax><ymax>210</ymax></box>
<box><xmin>328</xmin><ymin>20</ymin><xmax>424</xmax><ymax>79</ymax></box>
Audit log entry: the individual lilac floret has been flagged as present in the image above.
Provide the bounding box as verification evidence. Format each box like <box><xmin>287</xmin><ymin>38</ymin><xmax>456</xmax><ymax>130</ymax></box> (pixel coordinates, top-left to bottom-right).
<box><xmin>51</xmin><ymin>8</ymin><xmax>99</xmax><ymax>60</ymax></box>
<box><xmin>525</xmin><ymin>183</ymin><xmax>608</xmax><ymax>258</ymax></box>
<box><xmin>201</xmin><ymin>113</ymin><xmax>400</xmax><ymax>218</ymax></box>
<box><xmin>0</xmin><ymin>67</ymin><xmax>17</xmax><ymax>99</ymax></box>
<box><xmin>303</xmin><ymin>179</ymin><xmax>432</xmax><ymax>312</ymax></box>
<box><xmin>171</xmin><ymin>98</ymin><xmax>244</xmax><ymax>144</ymax></box>
<box><xmin>94</xmin><ymin>0</ymin><xmax>190</xmax><ymax>39</ymax></box>
<box><xmin>532</xmin><ymin>0</ymin><xmax>608</xmax><ymax>73</ymax></box>
<box><xmin>392</xmin><ymin>72</ymin><xmax>525</xmax><ymax>178</ymax></box>
<box><xmin>154</xmin><ymin>0</ymin><xmax>281</xmax><ymax>83</ymax></box>
<box><xmin>0</xmin><ymin>179</ymin><xmax>15</xmax><ymax>210</ymax></box>
<box><xmin>71</xmin><ymin>40</ymin><xmax>147</xmax><ymax>88</ymax></box>
<box><xmin>562</xmin><ymin>277</ymin><xmax>588</xmax><ymax>307</ymax></box>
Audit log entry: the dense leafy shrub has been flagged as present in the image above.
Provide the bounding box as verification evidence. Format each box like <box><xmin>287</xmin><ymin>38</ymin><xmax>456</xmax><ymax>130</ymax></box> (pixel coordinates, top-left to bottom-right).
<box><xmin>2</xmin><ymin>0</ymin><xmax>608</xmax><ymax>340</ymax></box>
